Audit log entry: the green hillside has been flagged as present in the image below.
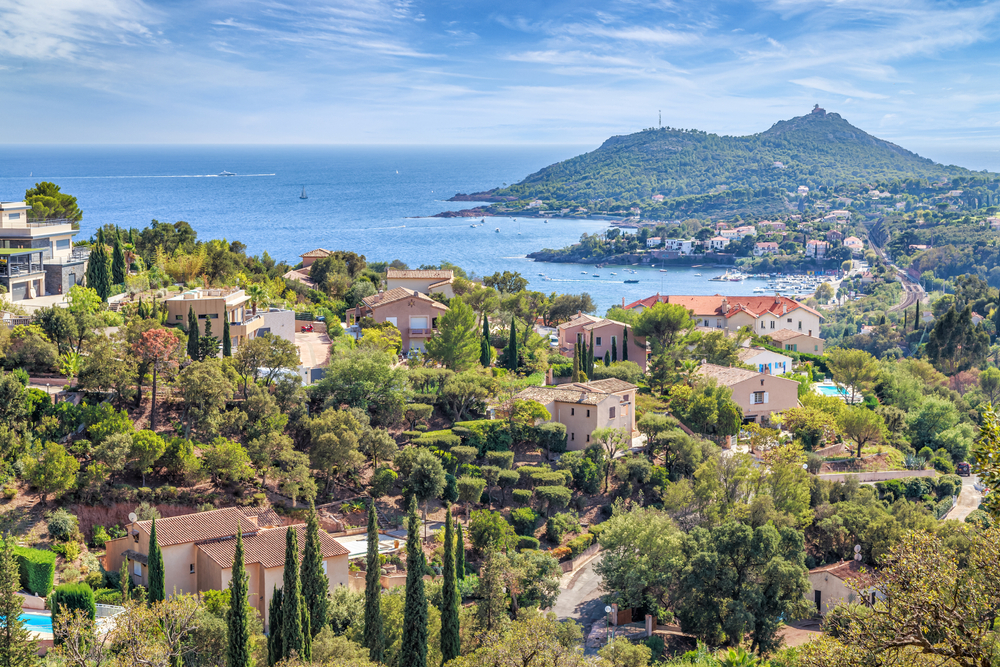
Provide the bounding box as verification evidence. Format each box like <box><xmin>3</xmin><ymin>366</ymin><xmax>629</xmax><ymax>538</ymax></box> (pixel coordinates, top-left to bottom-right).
<box><xmin>488</xmin><ymin>108</ymin><xmax>981</xmax><ymax>204</ymax></box>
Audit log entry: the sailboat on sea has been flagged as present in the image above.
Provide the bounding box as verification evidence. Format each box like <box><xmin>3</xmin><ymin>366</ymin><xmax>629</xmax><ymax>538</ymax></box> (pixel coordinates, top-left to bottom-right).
<box><xmin>300</xmin><ymin>187</ymin><xmax>308</xmax><ymax>200</ymax></box>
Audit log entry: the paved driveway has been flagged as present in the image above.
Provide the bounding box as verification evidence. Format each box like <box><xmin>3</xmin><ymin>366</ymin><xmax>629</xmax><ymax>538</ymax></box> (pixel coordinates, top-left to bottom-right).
<box><xmin>295</xmin><ymin>331</ymin><xmax>332</xmax><ymax>368</ymax></box>
<box><xmin>552</xmin><ymin>553</ymin><xmax>606</xmax><ymax>625</ymax></box>
<box><xmin>945</xmin><ymin>474</ymin><xmax>982</xmax><ymax>522</ymax></box>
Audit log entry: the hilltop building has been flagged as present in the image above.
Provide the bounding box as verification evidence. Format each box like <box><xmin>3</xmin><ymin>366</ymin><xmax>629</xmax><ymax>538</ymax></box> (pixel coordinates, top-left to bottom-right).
<box><xmin>623</xmin><ymin>294</ymin><xmax>823</xmax><ymax>339</ymax></box>
<box><xmin>0</xmin><ymin>200</ymin><xmax>89</xmax><ymax>301</ymax></box>
<box><xmin>351</xmin><ymin>287</ymin><xmax>449</xmax><ymax>354</ymax></box>
<box><xmin>516</xmin><ymin>378</ymin><xmax>637</xmax><ymax>450</ymax></box>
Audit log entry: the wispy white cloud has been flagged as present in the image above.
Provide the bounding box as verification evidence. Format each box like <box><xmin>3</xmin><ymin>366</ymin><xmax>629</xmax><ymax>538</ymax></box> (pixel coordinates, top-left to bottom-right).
<box><xmin>791</xmin><ymin>77</ymin><xmax>888</xmax><ymax>100</ymax></box>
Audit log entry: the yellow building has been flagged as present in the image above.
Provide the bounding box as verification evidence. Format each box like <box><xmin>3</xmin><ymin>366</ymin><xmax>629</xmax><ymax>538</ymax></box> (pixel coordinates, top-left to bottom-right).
<box><xmin>104</xmin><ymin>507</ymin><xmax>349</xmax><ymax>631</ymax></box>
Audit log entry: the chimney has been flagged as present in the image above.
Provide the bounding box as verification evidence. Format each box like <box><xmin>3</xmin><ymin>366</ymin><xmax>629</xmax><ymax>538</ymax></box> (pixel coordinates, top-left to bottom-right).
<box><xmin>782</xmin><ymin>304</ymin><xmax>787</xmax><ymax>315</ymax></box>
<box><xmin>622</xmin><ymin>297</ymin><xmax>625</xmax><ymax>307</ymax></box>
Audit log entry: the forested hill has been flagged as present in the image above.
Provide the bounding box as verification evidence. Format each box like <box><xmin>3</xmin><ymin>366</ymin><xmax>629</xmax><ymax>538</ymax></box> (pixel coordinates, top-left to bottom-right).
<box><xmin>480</xmin><ymin>108</ymin><xmax>982</xmax><ymax>204</ymax></box>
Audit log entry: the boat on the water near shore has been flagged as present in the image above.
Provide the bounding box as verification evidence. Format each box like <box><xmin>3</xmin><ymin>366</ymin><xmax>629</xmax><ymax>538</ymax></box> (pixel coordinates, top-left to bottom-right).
<box><xmin>300</xmin><ymin>186</ymin><xmax>307</xmax><ymax>199</ymax></box>
<box><xmin>624</xmin><ymin>279</ymin><xmax>639</xmax><ymax>284</ymax></box>
<box><xmin>219</xmin><ymin>170</ymin><xmax>236</xmax><ymax>176</ymax></box>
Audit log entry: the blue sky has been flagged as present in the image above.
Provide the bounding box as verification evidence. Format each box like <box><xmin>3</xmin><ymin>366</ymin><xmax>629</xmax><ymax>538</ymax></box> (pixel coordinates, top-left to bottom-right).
<box><xmin>1</xmin><ymin>0</ymin><xmax>999</xmax><ymax>166</ymax></box>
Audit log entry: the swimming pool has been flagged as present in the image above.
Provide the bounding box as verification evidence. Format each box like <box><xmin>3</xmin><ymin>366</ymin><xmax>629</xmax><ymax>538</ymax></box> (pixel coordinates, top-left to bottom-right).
<box><xmin>20</xmin><ymin>612</ymin><xmax>52</xmax><ymax>634</ymax></box>
<box><xmin>816</xmin><ymin>384</ymin><xmax>848</xmax><ymax>397</ymax></box>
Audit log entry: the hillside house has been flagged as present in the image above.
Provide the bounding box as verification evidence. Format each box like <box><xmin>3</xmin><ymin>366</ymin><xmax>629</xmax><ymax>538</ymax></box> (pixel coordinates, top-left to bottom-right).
<box><xmin>766</xmin><ymin>328</ymin><xmax>825</xmax><ymax>354</ymax></box>
<box><xmin>737</xmin><ymin>347</ymin><xmax>792</xmax><ymax>375</ymax></box>
<box><xmin>646</xmin><ymin>237</ymin><xmax>663</xmax><ymax>248</ymax></box>
<box><xmin>557</xmin><ymin>313</ymin><xmax>648</xmax><ymax>371</ymax></box>
<box><xmin>299</xmin><ymin>249</ymin><xmax>331</xmax><ymax>268</ymax></box>
<box><xmin>754</xmin><ymin>242</ymin><xmax>779</xmax><ymax>256</ymax></box>
<box><xmin>623</xmin><ymin>294</ymin><xmax>823</xmax><ymax>339</ymax></box>
<box><xmin>709</xmin><ymin>236</ymin><xmax>731</xmax><ymax>251</ymax></box>
<box><xmin>808</xmin><ymin>561</ymin><xmax>875</xmax><ymax>616</ymax></box>
<box><xmin>844</xmin><ymin>236</ymin><xmax>864</xmax><ymax>255</ymax></box>
<box><xmin>104</xmin><ymin>507</ymin><xmax>349</xmax><ymax>632</ymax></box>
<box><xmin>352</xmin><ymin>287</ymin><xmax>449</xmax><ymax>354</ymax></box>
<box><xmin>385</xmin><ymin>269</ymin><xmax>455</xmax><ymax>298</ymax></box>
<box><xmin>165</xmin><ymin>288</ymin><xmax>266</xmax><ymax>348</ymax></box>
<box><xmin>805</xmin><ymin>240</ymin><xmax>828</xmax><ymax>258</ymax></box>
<box><xmin>825</xmin><ymin>230</ymin><xmax>844</xmax><ymax>242</ymax></box>
<box><xmin>694</xmin><ymin>363</ymin><xmax>799</xmax><ymax>424</ymax></box>
<box><xmin>516</xmin><ymin>378</ymin><xmax>637</xmax><ymax>450</ymax></box>
<box><xmin>0</xmin><ymin>200</ymin><xmax>88</xmax><ymax>301</ymax></box>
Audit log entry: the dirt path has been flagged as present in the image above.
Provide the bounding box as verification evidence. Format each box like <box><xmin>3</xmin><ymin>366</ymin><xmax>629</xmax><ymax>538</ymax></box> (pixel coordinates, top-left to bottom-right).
<box><xmin>944</xmin><ymin>475</ymin><xmax>981</xmax><ymax>522</ymax></box>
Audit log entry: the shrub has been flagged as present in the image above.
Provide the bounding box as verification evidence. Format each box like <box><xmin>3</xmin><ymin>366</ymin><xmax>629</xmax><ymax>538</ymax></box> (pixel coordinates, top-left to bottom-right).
<box><xmin>550</xmin><ymin>546</ymin><xmax>571</xmax><ymax>560</ymax></box>
<box><xmin>517</xmin><ymin>466</ymin><xmax>547</xmax><ymax>487</ymax></box>
<box><xmin>518</xmin><ymin>536</ymin><xmax>540</xmax><ymax>551</ymax></box>
<box><xmin>51</xmin><ymin>583</ymin><xmax>96</xmax><ymax>643</ymax></box>
<box><xmin>11</xmin><ymin>543</ymin><xmax>56</xmax><ymax>595</ymax></box>
<box><xmin>643</xmin><ymin>636</ymin><xmax>665</xmax><ymax>660</ymax></box>
<box><xmin>451</xmin><ymin>446</ymin><xmax>479</xmax><ymax>465</ymax></box>
<box><xmin>370</xmin><ymin>467</ymin><xmax>398</xmax><ymax>499</ymax></box>
<box><xmin>414</xmin><ymin>430</ymin><xmax>461</xmax><ymax>450</ymax></box>
<box><xmin>917</xmin><ymin>446</ymin><xmax>934</xmax><ymax>461</ymax></box>
<box><xmin>47</xmin><ymin>508</ymin><xmax>79</xmax><ymax>542</ymax></box>
<box><xmin>453</xmin><ymin>420</ymin><xmax>513</xmax><ymax>455</ymax></box>
<box><xmin>52</xmin><ymin>541</ymin><xmax>81</xmax><ymax>562</ymax></box>
<box><xmin>545</xmin><ymin>512</ymin><xmax>579</xmax><ymax>544</ymax></box>
<box><xmin>806</xmin><ymin>452</ymin><xmax>823</xmax><ymax>474</ymax></box>
<box><xmin>930</xmin><ymin>456</ymin><xmax>955</xmax><ymax>474</ymax></box>
<box><xmin>90</xmin><ymin>526</ymin><xmax>111</xmax><ymax>549</ymax></box>
<box><xmin>2</xmin><ymin>485</ymin><xmax>15</xmax><ymax>500</ymax></box>
<box><xmin>84</xmin><ymin>570</ymin><xmax>104</xmax><ymax>589</ymax></box>
<box><xmin>902</xmin><ymin>477</ymin><xmax>932</xmax><ymax>499</ymax></box>
<box><xmin>936</xmin><ymin>474</ymin><xmax>962</xmax><ymax>498</ymax></box>
<box><xmin>531</xmin><ymin>471</ymin><xmax>566</xmax><ymax>487</ymax></box>
<box><xmin>534</xmin><ymin>423</ymin><xmax>567</xmax><ymax>455</ymax></box>
<box><xmin>401</xmin><ymin>431</ymin><xmax>422</xmax><ymax>441</ymax></box>
<box><xmin>512</xmin><ymin>489</ymin><xmax>533</xmax><ymax>506</ymax></box>
<box><xmin>510</xmin><ymin>508</ymin><xmax>539</xmax><ymax>536</ymax></box>
<box><xmin>457</xmin><ymin>476</ymin><xmax>487</xmax><ymax>506</ymax></box>
<box><xmin>468</xmin><ymin>510</ymin><xmax>517</xmax><ymax>552</ymax></box>
<box><xmin>566</xmin><ymin>532</ymin><xmax>595</xmax><ymax>556</ymax></box>
<box><xmin>590</xmin><ymin>361</ymin><xmax>644</xmax><ymax>384</ymax></box>
<box><xmin>93</xmin><ymin>589</ymin><xmax>123</xmax><ymax>606</ymax></box>
<box><xmin>966</xmin><ymin>509</ymin><xmax>994</xmax><ymax>529</ymax></box>
<box><xmin>536</xmin><ymin>486</ymin><xmax>572</xmax><ymax>514</ymax></box>
<box><xmin>588</xmin><ymin>523</ymin><xmax>607</xmax><ymax>540</ymax></box>
<box><xmin>485</xmin><ymin>450</ymin><xmax>514</xmax><ymax>470</ymax></box>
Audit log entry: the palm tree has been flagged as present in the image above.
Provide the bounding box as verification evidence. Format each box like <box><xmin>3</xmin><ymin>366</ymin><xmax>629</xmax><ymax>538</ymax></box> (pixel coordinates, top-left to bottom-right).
<box><xmin>245</xmin><ymin>284</ymin><xmax>269</xmax><ymax>317</ymax></box>
<box><xmin>680</xmin><ymin>359</ymin><xmax>699</xmax><ymax>386</ymax></box>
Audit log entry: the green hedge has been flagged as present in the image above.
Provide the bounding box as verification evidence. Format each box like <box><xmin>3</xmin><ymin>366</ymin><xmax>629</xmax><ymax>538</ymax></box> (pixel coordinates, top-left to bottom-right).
<box><xmin>531</xmin><ymin>471</ymin><xmax>566</xmax><ymax>487</ymax></box>
<box><xmin>50</xmin><ymin>583</ymin><xmax>96</xmax><ymax>644</ymax></box>
<box><xmin>566</xmin><ymin>532</ymin><xmax>595</xmax><ymax>556</ymax></box>
<box><xmin>517</xmin><ymin>536</ymin><xmax>540</xmax><ymax>551</ymax></box>
<box><xmin>454</xmin><ymin>420</ymin><xmax>513</xmax><ymax>455</ymax></box>
<box><xmin>11</xmin><ymin>544</ymin><xmax>56</xmax><ymax>596</ymax></box>
<box><xmin>413</xmin><ymin>430</ymin><xmax>461</xmax><ymax>450</ymax></box>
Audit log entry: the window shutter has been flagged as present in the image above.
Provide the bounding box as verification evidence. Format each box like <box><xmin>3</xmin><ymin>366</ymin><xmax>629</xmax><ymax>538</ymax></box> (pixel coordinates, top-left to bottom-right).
<box><xmin>763</xmin><ymin>392</ymin><xmax>769</xmax><ymax>404</ymax></box>
<box><xmin>750</xmin><ymin>392</ymin><xmax>756</xmax><ymax>404</ymax></box>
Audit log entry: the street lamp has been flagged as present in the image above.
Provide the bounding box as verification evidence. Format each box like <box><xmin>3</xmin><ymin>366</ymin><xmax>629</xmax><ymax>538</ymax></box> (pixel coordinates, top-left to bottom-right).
<box><xmin>604</xmin><ymin>606</ymin><xmax>612</xmax><ymax>646</ymax></box>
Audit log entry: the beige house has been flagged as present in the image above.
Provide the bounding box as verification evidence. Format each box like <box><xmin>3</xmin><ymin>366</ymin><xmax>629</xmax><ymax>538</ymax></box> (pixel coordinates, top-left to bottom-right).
<box><xmin>385</xmin><ymin>269</ymin><xmax>455</xmax><ymax>298</ymax></box>
<box><xmin>516</xmin><ymin>378</ymin><xmax>637</xmax><ymax>450</ymax></box>
<box><xmin>104</xmin><ymin>507</ymin><xmax>349</xmax><ymax>632</ymax></box>
<box><xmin>694</xmin><ymin>363</ymin><xmax>800</xmax><ymax>424</ymax></box>
<box><xmin>767</xmin><ymin>328</ymin><xmax>825</xmax><ymax>354</ymax></box>
<box><xmin>299</xmin><ymin>248</ymin><xmax>331</xmax><ymax>269</ymax></box>
<box><xmin>556</xmin><ymin>313</ymin><xmax>648</xmax><ymax>371</ymax></box>
<box><xmin>164</xmin><ymin>288</ymin><xmax>263</xmax><ymax>348</ymax></box>
<box><xmin>808</xmin><ymin>561</ymin><xmax>874</xmax><ymax>616</ymax></box>
<box><xmin>352</xmin><ymin>287</ymin><xmax>449</xmax><ymax>353</ymax></box>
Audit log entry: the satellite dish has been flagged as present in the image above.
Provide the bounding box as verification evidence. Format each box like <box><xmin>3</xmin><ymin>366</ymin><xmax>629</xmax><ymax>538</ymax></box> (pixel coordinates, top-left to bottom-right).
<box><xmin>128</xmin><ymin>512</ymin><xmax>137</xmax><ymax>523</ymax></box>
<box><xmin>854</xmin><ymin>554</ymin><xmax>862</xmax><ymax>562</ymax></box>
<box><xmin>854</xmin><ymin>544</ymin><xmax>861</xmax><ymax>554</ymax></box>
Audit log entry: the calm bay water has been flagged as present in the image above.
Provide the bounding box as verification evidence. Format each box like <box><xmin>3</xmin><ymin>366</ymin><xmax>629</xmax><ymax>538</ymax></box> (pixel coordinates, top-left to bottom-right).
<box><xmin>0</xmin><ymin>145</ymin><xmax>767</xmax><ymax>313</ymax></box>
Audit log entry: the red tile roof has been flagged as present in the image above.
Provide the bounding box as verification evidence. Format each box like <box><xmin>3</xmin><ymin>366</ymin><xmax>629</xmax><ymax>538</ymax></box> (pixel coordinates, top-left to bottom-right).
<box><xmin>361</xmin><ymin>287</ymin><xmax>449</xmax><ymax>311</ymax></box>
<box><xmin>809</xmin><ymin>560</ymin><xmax>873</xmax><ymax>585</ymax></box>
<box><xmin>197</xmin><ymin>524</ymin><xmax>349</xmax><ymax>569</ymax></box>
<box><xmin>622</xmin><ymin>294</ymin><xmax>822</xmax><ymax>321</ymax></box>
<box><xmin>300</xmin><ymin>249</ymin><xmax>332</xmax><ymax>258</ymax></box>
<box><xmin>135</xmin><ymin>507</ymin><xmax>250</xmax><ymax>547</ymax></box>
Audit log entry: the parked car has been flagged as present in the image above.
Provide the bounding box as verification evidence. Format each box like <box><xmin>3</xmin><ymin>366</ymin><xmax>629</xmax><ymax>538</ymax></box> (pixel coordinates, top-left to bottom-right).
<box><xmin>956</xmin><ymin>461</ymin><xmax>971</xmax><ymax>476</ymax></box>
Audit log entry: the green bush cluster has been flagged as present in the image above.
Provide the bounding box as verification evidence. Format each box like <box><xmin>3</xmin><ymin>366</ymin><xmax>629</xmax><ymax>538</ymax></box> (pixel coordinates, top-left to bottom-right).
<box><xmin>510</xmin><ymin>508</ymin><xmax>539</xmax><ymax>536</ymax></box>
<box><xmin>545</xmin><ymin>512</ymin><xmax>579</xmax><ymax>544</ymax></box>
<box><xmin>512</xmin><ymin>489</ymin><xmax>533</xmax><ymax>506</ymax></box>
<box><xmin>517</xmin><ymin>536</ymin><xmax>540</xmax><ymax>551</ymax></box>
<box><xmin>453</xmin><ymin>420</ymin><xmax>513</xmax><ymax>454</ymax></box>
<box><xmin>566</xmin><ymin>532</ymin><xmax>595</xmax><ymax>556</ymax></box>
<box><xmin>51</xmin><ymin>583</ymin><xmax>96</xmax><ymax>644</ymax></box>
<box><xmin>413</xmin><ymin>430</ymin><xmax>461</xmax><ymax>449</ymax></box>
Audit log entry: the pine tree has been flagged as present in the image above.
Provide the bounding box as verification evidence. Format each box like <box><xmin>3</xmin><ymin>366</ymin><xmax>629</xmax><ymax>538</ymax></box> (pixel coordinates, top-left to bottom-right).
<box><xmin>227</xmin><ymin>523</ymin><xmax>253</xmax><ymax>667</ymax></box>
<box><xmin>455</xmin><ymin>522</ymin><xmax>466</xmax><ymax>580</ymax></box>
<box><xmin>267</xmin><ymin>586</ymin><xmax>283</xmax><ymax>666</ymax></box>
<box><xmin>199</xmin><ymin>316</ymin><xmax>220</xmax><ymax>360</ymax></box>
<box><xmin>300</xmin><ymin>505</ymin><xmax>328</xmax><ymax>639</ymax></box>
<box><xmin>223</xmin><ymin>317</ymin><xmax>232</xmax><ymax>357</ymax></box>
<box><xmin>611</xmin><ymin>336</ymin><xmax>618</xmax><ymax>363</ymax></box>
<box><xmin>400</xmin><ymin>496</ymin><xmax>427</xmax><ymax>667</ymax></box>
<box><xmin>440</xmin><ymin>506</ymin><xmax>460</xmax><ymax>663</ymax></box>
<box><xmin>363</xmin><ymin>502</ymin><xmax>384</xmax><ymax>663</ymax></box>
<box><xmin>0</xmin><ymin>533</ymin><xmax>35</xmax><ymax>667</ymax></box>
<box><xmin>622</xmin><ymin>326</ymin><xmax>629</xmax><ymax>362</ymax></box>
<box><xmin>112</xmin><ymin>234</ymin><xmax>126</xmax><ymax>285</ymax></box>
<box><xmin>604</xmin><ymin>350</ymin><xmax>611</xmax><ymax>367</ymax></box>
<box><xmin>148</xmin><ymin>518</ymin><xmax>165</xmax><ymax>603</ymax></box>
<box><xmin>476</xmin><ymin>547</ymin><xmax>506</xmax><ymax>635</ymax></box>
<box><xmin>86</xmin><ymin>228</ymin><xmax>112</xmax><ymax>301</ymax></box>
<box><xmin>506</xmin><ymin>318</ymin><xmax>518</xmax><ymax>371</ymax></box>
<box><xmin>187</xmin><ymin>307</ymin><xmax>200</xmax><ymax>360</ymax></box>
<box><xmin>281</xmin><ymin>528</ymin><xmax>305</xmax><ymax>660</ymax></box>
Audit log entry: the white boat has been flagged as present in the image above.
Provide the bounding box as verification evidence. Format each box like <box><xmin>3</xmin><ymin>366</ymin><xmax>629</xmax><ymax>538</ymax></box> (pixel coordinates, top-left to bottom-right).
<box><xmin>694</xmin><ymin>273</ymin><xmax>701</xmax><ymax>276</ymax></box>
<box><xmin>660</xmin><ymin>269</ymin><xmax>667</xmax><ymax>272</ymax></box>
<box><xmin>495</xmin><ymin>228</ymin><xmax>500</xmax><ymax>233</ymax></box>
<box><xmin>593</xmin><ymin>274</ymin><xmax>600</xmax><ymax>277</ymax></box>
<box><xmin>219</xmin><ymin>170</ymin><xmax>236</xmax><ymax>176</ymax></box>
<box><xmin>299</xmin><ymin>186</ymin><xmax>307</xmax><ymax>200</ymax></box>
<box><xmin>610</xmin><ymin>272</ymin><xmax>617</xmax><ymax>276</ymax></box>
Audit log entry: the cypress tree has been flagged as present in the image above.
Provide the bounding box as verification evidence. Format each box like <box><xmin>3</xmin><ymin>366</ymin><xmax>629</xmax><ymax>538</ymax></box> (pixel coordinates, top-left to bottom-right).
<box><xmin>604</xmin><ymin>350</ymin><xmax>611</xmax><ymax>367</ymax></box>
<box><xmin>482</xmin><ymin>314</ymin><xmax>490</xmax><ymax>340</ymax></box>
<box><xmin>480</xmin><ymin>315</ymin><xmax>491</xmax><ymax>367</ymax></box>
<box><xmin>571</xmin><ymin>343</ymin><xmax>581</xmax><ymax>383</ymax></box>
<box><xmin>455</xmin><ymin>522</ymin><xmax>466</xmax><ymax>580</ymax></box>
<box><xmin>227</xmin><ymin>523</ymin><xmax>253</xmax><ymax>667</ymax></box>
<box><xmin>399</xmin><ymin>496</ymin><xmax>427</xmax><ymax>667</ymax></box>
<box><xmin>111</xmin><ymin>234</ymin><xmax>126</xmax><ymax>285</ymax></box>
<box><xmin>611</xmin><ymin>336</ymin><xmax>618</xmax><ymax>363</ymax></box>
<box><xmin>148</xmin><ymin>518</ymin><xmax>165</xmax><ymax>603</ymax></box>
<box><xmin>914</xmin><ymin>301</ymin><xmax>920</xmax><ymax>331</ymax></box>
<box><xmin>118</xmin><ymin>558</ymin><xmax>129</xmax><ymax>601</ymax></box>
<box><xmin>86</xmin><ymin>228</ymin><xmax>112</xmax><ymax>301</ymax></box>
<box><xmin>622</xmin><ymin>327</ymin><xmax>629</xmax><ymax>361</ymax></box>
<box><xmin>300</xmin><ymin>603</ymin><xmax>311</xmax><ymax>661</ymax></box>
<box><xmin>903</xmin><ymin>310</ymin><xmax>908</xmax><ymax>332</ymax></box>
<box><xmin>506</xmin><ymin>318</ymin><xmax>518</xmax><ymax>371</ymax></box>
<box><xmin>223</xmin><ymin>317</ymin><xmax>232</xmax><ymax>357</ymax></box>
<box><xmin>187</xmin><ymin>306</ymin><xmax>200</xmax><ymax>360</ymax></box>
<box><xmin>588</xmin><ymin>331</ymin><xmax>595</xmax><ymax>377</ymax></box>
<box><xmin>363</xmin><ymin>502</ymin><xmax>384</xmax><ymax>663</ymax></box>
<box><xmin>281</xmin><ymin>528</ymin><xmax>305</xmax><ymax>660</ymax></box>
<box><xmin>267</xmin><ymin>586</ymin><xmax>283</xmax><ymax>666</ymax></box>
<box><xmin>440</xmin><ymin>506</ymin><xmax>460</xmax><ymax>664</ymax></box>
<box><xmin>300</xmin><ymin>505</ymin><xmax>328</xmax><ymax>639</ymax></box>
<box><xmin>0</xmin><ymin>532</ymin><xmax>36</xmax><ymax>667</ymax></box>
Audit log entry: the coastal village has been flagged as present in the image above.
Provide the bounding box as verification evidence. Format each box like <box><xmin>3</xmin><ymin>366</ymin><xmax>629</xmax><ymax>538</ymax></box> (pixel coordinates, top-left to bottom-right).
<box><xmin>0</xmin><ymin>181</ymin><xmax>998</xmax><ymax>667</ymax></box>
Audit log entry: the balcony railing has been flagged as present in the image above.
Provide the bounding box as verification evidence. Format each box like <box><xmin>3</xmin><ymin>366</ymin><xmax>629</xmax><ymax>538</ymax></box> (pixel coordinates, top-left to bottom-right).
<box><xmin>26</xmin><ymin>218</ymin><xmax>76</xmax><ymax>228</ymax></box>
<box><xmin>409</xmin><ymin>328</ymin><xmax>437</xmax><ymax>337</ymax></box>
<box><xmin>0</xmin><ymin>263</ymin><xmax>43</xmax><ymax>278</ymax></box>
<box><xmin>45</xmin><ymin>248</ymin><xmax>91</xmax><ymax>265</ymax></box>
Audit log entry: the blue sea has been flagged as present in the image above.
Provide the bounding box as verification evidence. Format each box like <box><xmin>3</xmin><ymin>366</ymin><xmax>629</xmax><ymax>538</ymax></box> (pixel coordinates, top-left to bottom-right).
<box><xmin>0</xmin><ymin>145</ymin><xmax>767</xmax><ymax>313</ymax></box>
